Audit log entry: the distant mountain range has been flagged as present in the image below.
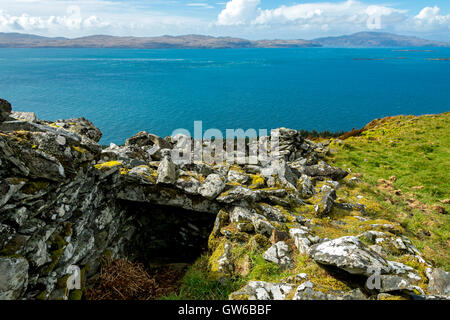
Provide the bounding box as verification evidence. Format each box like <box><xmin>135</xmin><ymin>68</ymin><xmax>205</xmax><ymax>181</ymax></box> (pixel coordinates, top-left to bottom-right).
<box><xmin>0</xmin><ymin>31</ymin><xmax>449</xmax><ymax>49</ymax></box>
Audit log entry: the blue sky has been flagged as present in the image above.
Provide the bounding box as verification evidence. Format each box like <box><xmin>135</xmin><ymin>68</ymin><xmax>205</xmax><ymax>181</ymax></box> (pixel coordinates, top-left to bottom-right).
<box><xmin>0</xmin><ymin>1</ymin><xmax>449</xmax><ymax>40</ymax></box>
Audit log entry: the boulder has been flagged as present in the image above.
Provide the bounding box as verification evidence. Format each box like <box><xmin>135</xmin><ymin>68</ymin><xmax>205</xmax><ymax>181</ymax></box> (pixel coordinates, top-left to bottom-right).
<box><xmin>263</xmin><ymin>241</ymin><xmax>293</xmax><ymax>269</ymax></box>
<box><xmin>256</xmin><ymin>203</ymin><xmax>287</xmax><ymax>222</ymax></box>
<box><xmin>289</xmin><ymin>227</ymin><xmax>320</xmax><ymax>255</ymax></box>
<box><xmin>217</xmin><ymin>186</ymin><xmax>258</xmax><ymax>204</ymax></box>
<box><xmin>378</xmin><ymin>275</ymin><xmax>412</xmax><ymax>293</ymax></box>
<box><xmin>426</xmin><ymin>268</ymin><xmax>450</xmax><ymax>296</ymax></box>
<box><xmin>10</xmin><ymin>111</ymin><xmax>37</xmax><ymax>122</ymax></box>
<box><xmin>309</xmin><ymin>236</ymin><xmax>390</xmax><ymax>276</ymax></box>
<box><xmin>302</xmin><ymin>161</ymin><xmax>348</xmax><ymax>181</ymax></box>
<box><xmin>198</xmin><ymin>174</ymin><xmax>225</xmax><ymax>200</ymax></box>
<box><xmin>227</xmin><ymin>169</ymin><xmax>249</xmax><ymax>184</ymax></box>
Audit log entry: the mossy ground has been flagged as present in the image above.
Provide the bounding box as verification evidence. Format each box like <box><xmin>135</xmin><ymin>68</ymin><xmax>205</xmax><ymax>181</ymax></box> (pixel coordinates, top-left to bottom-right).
<box><xmin>327</xmin><ymin>112</ymin><xmax>450</xmax><ymax>270</ymax></box>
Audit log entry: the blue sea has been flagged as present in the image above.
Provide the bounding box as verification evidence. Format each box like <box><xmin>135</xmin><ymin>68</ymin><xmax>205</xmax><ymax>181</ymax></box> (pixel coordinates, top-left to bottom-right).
<box><xmin>0</xmin><ymin>48</ymin><xmax>449</xmax><ymax>144</ymax></box>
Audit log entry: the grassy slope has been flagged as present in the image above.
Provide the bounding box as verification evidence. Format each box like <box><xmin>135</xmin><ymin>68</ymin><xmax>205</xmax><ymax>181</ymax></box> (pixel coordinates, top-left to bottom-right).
<box><xmin>328</xmin><ymin>112</ymin><xmax>450</xmax><ymax>270</ymax></box>
<box><xmin>162</xmin><ymin>112</ymin><xmax>450</xmax><ymax>300</ymax></box>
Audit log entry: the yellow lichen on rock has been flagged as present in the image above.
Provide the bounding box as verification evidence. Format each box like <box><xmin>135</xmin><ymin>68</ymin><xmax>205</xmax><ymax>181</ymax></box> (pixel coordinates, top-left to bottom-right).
<box><xmin>94</xmin><ymin>161</ymin><xmax>122</xmax><ymax>170</ymax></box>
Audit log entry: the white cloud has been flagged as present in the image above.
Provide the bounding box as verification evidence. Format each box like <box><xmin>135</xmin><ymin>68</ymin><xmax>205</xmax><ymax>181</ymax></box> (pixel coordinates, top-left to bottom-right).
<box><xmin>0</xmin><ymin>6</ymin><xmax>109</xmax><ymax>33</ymax></box>
<box><xmin>217</xmin><ymin>0</ymin><xmax>260</xmax><ymax>25</ymax></box>
<box><xmin>0</xmin><ymin>1</ymin><xmax>210</xmax><ymax>37</ymax></box>
<box><xmin>414</xmin><ymin>6</ymin><xmax>450</xmax><ymax>29</ymax></box>
<box><xmin>218</xmin><ymin>0</ymin><xmax>406</xmax><ymax>32</ymax></box>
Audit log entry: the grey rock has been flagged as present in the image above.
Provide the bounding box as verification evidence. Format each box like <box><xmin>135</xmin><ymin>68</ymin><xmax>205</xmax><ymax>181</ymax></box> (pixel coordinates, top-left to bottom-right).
<box><xmin>230</xmin><ymin>206</ymin><xmax>254</xmax><ymax>224</ymax></box>
<box><xmin>217</xmin><ymin>242</ymin><xmax>233</xmax><ymax>275</ymax></box>
<box><xmin>309</xmin><ymin>236</ymin><xmax>390</xmax><ymax>276</ymax></box>
<box><xmin>252</xmin><ymin>218</ymin><xmax>275</xmax><ymax>238</ymax></box>
<box><xmin>10</xmin><ymin>111</ymin><xmax>37</xmax><ymax>122</ymax></box>
<box><xmin>387</xmin><ymin>261</ymin><xmax>421</xmax><ymax>281</ymax></box>
<box><xmin>379</xmin><ymin>275</ymin><xmax>412</xmax><ymax>293</ymax></box>
<box><xmin>156</xmin><ymin>157</ymin><xmax>177</xmax><ymax>184</ymax></box>
<box><xmin>302</xmin><ymin>161</ymin><xmax>348</xmax><ymax>181</ymax></box>
<box><xmin>300</xmin><ymin>175</ymin><xmax>315</xmax><ymax>199</ymax></box>
<box><xmin>263</xmin><ymin>241</ymin><xmax>293</xmax><ymax>269</ymax></box>
<box><xmin>198</xmin><ymin>174</ymin><xmax>225</xmax><ymax>200</ymax></box>
<box><xmin>216</xmin><ymin>186</ymin><xmax>257</xmax><ymax>204</ymax></box>
<box><xmin>358</xmin><ymin>231</ymin><xmax>388</xmax><ymax>244</ymax></box>
<box><xmin>314</xmin><ymin>189</ymin><xmax>336</xmax><ymax>216</ymax></box>
<box><xmin>227</xmin><ymin>169</ymin><xmax>249</xmax><ymax>184</ymax></box>
<box><xmin>0</xmin><ymin>256</ymin><xmax>29</xmax><ymax>300</ymax></box>
<box><xmin>289</xmin><ymin>227</ymin><xmax>320</xmax><ymax>255</ymax></box>
<box><xmin>54</xmin><ymin>117</ymin><xmax>102</xmax><ymax>142</ymax></box>
<box><xmin>426</xmin><ymin>268</ymin><xmax>450</xmax><ymax>296</ymax></box>
<box><xmin>175</xmin><ymin>175</ymin><xmax>201</xmax><ymax>194</ymax></box>
<box><xmin>256</xmin><ymin>203</ymin><xmax>287</xmax><ymax>222</ymax></box>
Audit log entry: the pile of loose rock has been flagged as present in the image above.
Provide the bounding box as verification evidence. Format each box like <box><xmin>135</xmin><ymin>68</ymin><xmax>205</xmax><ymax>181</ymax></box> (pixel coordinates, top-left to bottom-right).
<box><xmin>0</xmin><ymin>99</ymin><xmax>448</xmax><ymax>300</ymax></box>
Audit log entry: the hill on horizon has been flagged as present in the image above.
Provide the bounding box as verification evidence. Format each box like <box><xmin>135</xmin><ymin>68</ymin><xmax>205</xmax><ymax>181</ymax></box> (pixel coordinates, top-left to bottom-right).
<box><xmin>0</xmin><ymin>31</ymin><xmax>449</xmax><ymax>48</ymax></box>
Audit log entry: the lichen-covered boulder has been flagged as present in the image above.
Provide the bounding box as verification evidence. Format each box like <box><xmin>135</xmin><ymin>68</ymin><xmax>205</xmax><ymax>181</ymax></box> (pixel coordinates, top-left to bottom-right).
<box><xmin>309</xmin><ymin>236</ymin><xmax>390</xmax><ymax>276</ymax></box>
<box><xmin>53</xmin><ymin>117</ymin><xmax>103</xmax><ymax>142</ymax></box>
<box><xmin>0</xmin><ymin>98</ymin><xmax>12</xmax><ymax>123</ymax></box>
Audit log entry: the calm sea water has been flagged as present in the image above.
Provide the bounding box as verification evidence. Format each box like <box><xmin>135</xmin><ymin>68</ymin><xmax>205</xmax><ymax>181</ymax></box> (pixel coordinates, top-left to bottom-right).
<box><xmin>0</xmin><ymin>48</ymin><xmax>449</xmax><ymax>144</ymax></box>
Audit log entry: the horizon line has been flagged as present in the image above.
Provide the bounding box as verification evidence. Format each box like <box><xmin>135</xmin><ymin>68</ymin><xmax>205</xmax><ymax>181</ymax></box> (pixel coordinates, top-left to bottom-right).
<box><xmin>1</xmin><ymin>30</ymin><xmax>449</xmax><ymax>43</ymax></box>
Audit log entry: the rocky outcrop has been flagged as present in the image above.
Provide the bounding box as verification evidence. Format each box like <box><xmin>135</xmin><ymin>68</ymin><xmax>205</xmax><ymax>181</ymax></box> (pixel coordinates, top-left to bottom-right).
<box><xmin>0</xmin><ymin>99</ymin><xmax>447</xmax><ymax>301</ymax></box>
<box><xmin>0</xmin><ymin>99</ymin><xmax>12</xmax><ymax>123</ymax></box>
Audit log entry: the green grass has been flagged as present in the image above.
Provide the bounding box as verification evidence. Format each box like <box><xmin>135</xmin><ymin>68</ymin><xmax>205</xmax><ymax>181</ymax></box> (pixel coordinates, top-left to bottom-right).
<box><xmin>159</xmin><ymin>254</ymin><xmax>245</xmax><ymax>300</ymax></box>
<box><xmin>245</xmin><ymin>254</ymin><xmax>292</xmax><ymax>282</ymax></box>
<box><xmin>327</xmin><ymin>112</ymin><xmax>450</xmax><ymax>270</ymax></box>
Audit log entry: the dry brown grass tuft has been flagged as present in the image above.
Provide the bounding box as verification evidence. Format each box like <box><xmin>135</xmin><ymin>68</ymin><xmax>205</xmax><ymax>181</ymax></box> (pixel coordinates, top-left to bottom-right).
<box><xmin>86</xmin><ymin>258</ymin><xmax>185</xmax><ymax>300</ymax></box>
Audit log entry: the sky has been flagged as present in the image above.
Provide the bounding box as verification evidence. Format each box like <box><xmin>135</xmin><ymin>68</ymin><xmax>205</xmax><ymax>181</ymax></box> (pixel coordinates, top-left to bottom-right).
<box><xmin>0</xmin><ymin>0</ymin><xmax>449</xmax><ymax>41</ymax></box>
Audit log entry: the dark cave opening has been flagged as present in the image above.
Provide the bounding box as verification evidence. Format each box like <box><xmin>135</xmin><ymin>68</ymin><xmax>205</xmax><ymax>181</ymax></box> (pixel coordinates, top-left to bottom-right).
<box><xmin>120</xmin><ymin>200</ymin><xmax>217</xmax><ymax>266</ymax></box>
